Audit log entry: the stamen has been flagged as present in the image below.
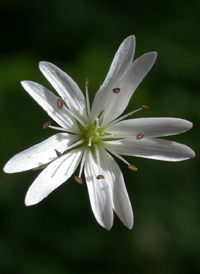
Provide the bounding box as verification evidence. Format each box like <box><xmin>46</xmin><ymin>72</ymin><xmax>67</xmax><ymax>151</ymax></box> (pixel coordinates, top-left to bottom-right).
<box><xmin>105</xmin><ymin>105</ymin><xmax>148</xmax><ymax>129</ymax></box>
<box><xmin>94</xmin><ymin>145</ymin><xmax>101</xmax><ymax>175</ymax></box>
<box><xmin>84</xmin><ymin>78</ymin><xmax>89</xmax><ymax>88</ymax></box>
<box><xmin>102</xmin><ymin>134</ymin><xmax>128</xmax><ymax>139</ymax></box>
<box><xmin>88</xmin><ymin>136</ymin><xmax>93</xmax><ymax>146</ymax></box>
<box><xmin>128</xmin><ymin>165</ymin><xmax>138</xmax><ymax>171</ymax></box>
<box><xmin>48</xmin><ymin>125</ymin><xmax>68</xmax><ymax>132</ymax></box>
<box><xmin>142</xmin><ymin>105</ymin><xmax>148</xmax><ymax>110</ymax></box>
<box><xmin>102</xmin><ymin>148</ymin><xmax>138</xmax><ymax>171</ymax></box>
<box><xmin>55</xmin><ymin>139</ymin><xmax>84</xmax><ymax>157</ymax></box>
<box><xmin>57</xmin><ymin>98</ymin><xmax>64</xmax><ymax>109</ymax></box>
<box><xmin>112</xmin><ymin>88</ymin><xmax>120</xmax><ymax>94</ymax></box>
<box><xmin>100</xmin><ymin>134</ymin><xmax>115</xmax><ymax>140</ymax></box>
<box><xmin>67</xmin><ymin>139</ymin><xmax>84</xmax><ymax>151</ymax></box>
<box><xmin>43</xmin><ymin>121</ymin><xmax>51</xmax><ymax>129</ymax></box>
<box><xmin>137</xmin><ymin>133</ymin><xmax>144</xmax><ymax>140</ymax></box>
<box><xmin>96</xmin><ymin>175</ymin><xmax>105</xmax><ymax>180</ymax></box>
<box><xmin>55</xmin><ymin>149</ymin><xmax>62</xmax><ymax>157</ymax></box>
<box><xmin>95</xmin><ymin>118</ymin><xmax>99</xmax><ymax>132</ymax></box>
<box><xmin>106</xmin><ymin>147</ymin><xmax>130</xmax><ymax>166</ymax></box>
<box><xmin>64</xmin><ymin>108</ymin><xmax>87</xmax><ymax>129</ymax></box>
<box><xmin>106</xmin><ymin>107</ymin><xmax>142</xmax><ymax>128</ymax></box>
<box><xmin>74</xmin><ymin>176</ymin><xmax>83</xmax><ymax>184</ymax></box>
<box><xmin>85</xmin><ymin>78</ymin><xmax>91</xmax><ymax>118</ymax></box>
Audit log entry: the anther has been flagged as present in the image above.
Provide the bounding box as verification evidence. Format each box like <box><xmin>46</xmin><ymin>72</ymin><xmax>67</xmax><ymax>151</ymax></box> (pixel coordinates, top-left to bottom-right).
<box><xmin>96</xmin><ymin>175</ymin><xmax>105</xmax><ymax>180</ymax></box>
<box><xmin>137</xmin><ymin>133</ymin><xmax>144</xmax><ymax>140</ymax></box>
<box><xmin>43</xmin><ymin>121</ymin><xmax>51</xmax><ymax>129</ymax></box>
<box><xmin>142</xmin><ymin>105</ymin><xmax>148</xmax><ymax>110</ymax></box>
<box><xmin>84</xmin><ymin>78</ymin><xmax>89</xmax><ymax>88</ymax></box>
<box><xmin>112</xmin><ymin>88</ymin><xmax>120</xmax><ymax>94</ymax></box>
<box><xmin>128</xmin><ymin>165</ymin><xmax>138</xmax><ymax>171</ymax></box>
<box><xmin>55</xmin><ymin>149</ymin><xmax>62</xmax><ymax>157</ymax></box>
<box><xmin>74</xmin><ymin>176</ymin><xmax>83</xmax><ymax>184</ymax></box>
<box><xmin>57</xmin><ymin>98</ymin><xmax>64</xmax><ymax>109</ymax></box>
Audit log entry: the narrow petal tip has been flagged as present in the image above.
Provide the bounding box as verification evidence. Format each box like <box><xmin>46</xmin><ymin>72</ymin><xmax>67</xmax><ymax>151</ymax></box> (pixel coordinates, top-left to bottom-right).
<box><xmin>38</xmin><ymin>61</ymin><xmax>56</xmax><ymax>76</ymax></box>
<box><xmin>121</xmin><ymin>212</ymin><xmax>134</xmax><ymax>229</ymax></box>
<box><xmin>38</xmin><ymin>61</ymin><xmax>60</xmax><ymax>76</ymax></box>
<box><xmin>20</xmin><ymin>80</ymin><xmax>37</xmax><ymax>93</ymax></box>
<box><xmin>24</xmin><ymin>198</ymin><xmax>34</xmax><ymax>207</ymax></box>
<box><xmin>103</xmin><ymin>223</ymin><xmax>112</xmax><ymax>231</ymax></box>
<box><xmin>38</xmin><ymin>61</ymin><xmax>51</xmax><ymax>72</ymax></box>
<box><xmin>125</xmin><ymin>34</ymin><xmax>136</xmax><ymax>44</ymax></box>
<box><xmin>185</xmin><ymin>120</ymin><xmax>193</xmax><ymax>131</ymax></box>
<box><xmin>24</xmin><ymin>190</ymin><xmax>41</xmax><ymax>207</ymax></box>
<box><xmin>188</xmin><ymin>148</ymin><xmax>195</xmax><ymax>159</ymax></box>
<box><xmin>147</xmin><ymin>51</ymin><xmax>158</xmax><ymax>62</ymax></box>
<box><xmin>24</xmin><ymin>199</ymin><xmax>38</xmax><ymax>207</ymax></box>
<box><xmin>20</xmin><ymin>80</ymin><xmax>28</xmax><ymax>89</ymax></box>
<box><xmin>3</xmin><ymin>159</ymin><xmax>20</xmax><ymax>174</ymax></box>
<box><xmin>3</xmin><ymin>163</ymin><xmax>10</xmax><ymax>174</ymax></box>
<box><xmin>127</xmin><ymin>219</ymin><xmax>134</xmax><ymax>230</ymax></box>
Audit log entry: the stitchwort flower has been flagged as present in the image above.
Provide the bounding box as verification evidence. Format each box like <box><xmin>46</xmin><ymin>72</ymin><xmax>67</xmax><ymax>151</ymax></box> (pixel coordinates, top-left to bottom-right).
<box><xmin>3</xmin><ymin>35</ymin><xmax>195</xmax><ymax>230</ymax></box>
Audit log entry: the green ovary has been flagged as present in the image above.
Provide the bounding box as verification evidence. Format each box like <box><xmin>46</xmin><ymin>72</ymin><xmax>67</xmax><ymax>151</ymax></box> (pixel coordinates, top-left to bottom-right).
<box><xmin>82</xmin><ymin>124</ymin><xmax>104</xmax><ymax>147</ymax></box>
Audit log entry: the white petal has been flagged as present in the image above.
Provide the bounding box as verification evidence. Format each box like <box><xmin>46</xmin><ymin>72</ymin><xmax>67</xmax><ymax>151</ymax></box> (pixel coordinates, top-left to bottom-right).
<box><xmin>105</xmin><ymin>138</ymin><xmax>195</xmax><ymax>162</ymax></box>
<box><xmin>102</xmin><ymin>52</ymin><xmax>157</xmax><ymax>126</ymax></box>
<box><xmin>3</xmin><ymin>133</ymin><xmax>79</xmax><ymax>173</ymax></box>
<box><xmin>106</xmin><ymin>118</ymin><xmax>193</xmax><ymax>137</ymax></box>
<box><xmin>39</xmin><ymin>62</ymin><xmax>87</xmax><ymax>122</ymax></box>
<box><xmin>84</xmin><ymin>149</ymin><xmax>113</xmax><ymax>230</ymax></box>
<box><xmin>100</xmin><ymin>148</ymin><xmax>133</xmax><ymax>229</ymax></box>
<box><xmin>21</xmin><ymin>81</ymin><xmax>79</xmax><ymax>133</ymax></box>
<box><xmin>91</xmin><ymin>35</ymin><xmax>136</xmax><ymax>121</ymax></box>
<box><xmin>25</xmin><ymin>148</ymin><xmax>83</xmax><ymax>206</ymax></box>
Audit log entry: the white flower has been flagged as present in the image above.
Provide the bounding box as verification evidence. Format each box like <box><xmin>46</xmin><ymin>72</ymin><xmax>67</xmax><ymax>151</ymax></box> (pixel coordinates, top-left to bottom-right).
<box><xmin>3</xmin><ymin>35</ymin><xmax>195</xmax><ymax>230</ymax></box>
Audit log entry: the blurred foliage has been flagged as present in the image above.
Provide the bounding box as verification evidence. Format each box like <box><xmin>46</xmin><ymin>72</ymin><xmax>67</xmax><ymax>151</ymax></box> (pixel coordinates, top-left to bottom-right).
<box><xmin>0</xmin><ymin>0</ymin><xmax>199</xmax><ymax>273</ymax></box>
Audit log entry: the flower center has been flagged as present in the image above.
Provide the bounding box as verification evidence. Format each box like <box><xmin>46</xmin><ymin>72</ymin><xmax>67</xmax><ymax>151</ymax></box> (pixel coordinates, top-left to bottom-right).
<box><xmin>82</xmin><ymin>118</ymin><xmax>104</xmax><ymax>147</ymax></box>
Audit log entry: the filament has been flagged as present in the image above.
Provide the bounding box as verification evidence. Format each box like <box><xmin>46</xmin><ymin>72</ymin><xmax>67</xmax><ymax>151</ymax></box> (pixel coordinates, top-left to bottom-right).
<box><xmin>106</xmin><ymin>107</ymin><xmax>143</xmax><ymax>128</ymax></box>
<box><xmin>48</xmin><ymin>125</ymin><xmax>68</xmax><ymax>132</ymax></box>
<box><xmin>78</xmin><ymin>149</ymin><xmax>88</xmax><ymax>178</ymax></box>
<box><xmin>85</xmin><ymin>78</ymin><xmax>91</xmax><ymax>118</ymax></box>
<box><xmin>66</xmin><ymin>139</ymin><xmax>84</xmax><ymax>151</ymax></box>
<box><xmin>94</xmin><ymin>145</ymin><xmax>101</xmax><ymax>174</ymax></box>
<box><xmin>64</xmin><ymin>107</ymin><xmax>87</xmax><ymax>129</ymax></box>
<box><xmin>107</xmin><ymin>148</ymin><xmax>130</xmax><ymax>166</ymax></box>
<box><xmin>95</xmin><ymin>118</ymin><xmax>99</xmax><ymax>132</ymax></box>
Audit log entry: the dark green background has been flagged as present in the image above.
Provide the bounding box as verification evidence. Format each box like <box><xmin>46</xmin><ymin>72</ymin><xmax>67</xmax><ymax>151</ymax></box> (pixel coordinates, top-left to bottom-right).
<box><xmin>0</xmin><ymin>1</ymin><xmax>199</xmax><ymax>273</ymax></box>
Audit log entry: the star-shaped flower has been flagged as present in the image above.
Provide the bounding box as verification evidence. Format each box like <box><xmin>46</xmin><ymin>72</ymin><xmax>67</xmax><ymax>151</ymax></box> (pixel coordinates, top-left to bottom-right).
<box><xmin>3</xmin><ymin>35</ymin><xmax>195</xmax><ymax>230</ymax></box>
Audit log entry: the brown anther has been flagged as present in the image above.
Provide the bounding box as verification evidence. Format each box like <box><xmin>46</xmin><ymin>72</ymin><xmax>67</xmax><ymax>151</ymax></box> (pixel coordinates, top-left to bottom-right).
<box><xmin>84</xmin><ymin>78</ymin><xmax>89</xmax><ymax>88</ymax></box>
<box><xmin>112</xmin><ymin>88</ymin><xmax>120</xmax><ymax>94</ymax></box>
<box><xmin>43</xmin><ymin>121</ymin><xmax>51</xmax><ymax>129</ymax></box>
<box><xmin>96</xmin><ymin>175</ymin><xmax>105</xmax><ymax>180</ymax></box>
<box><xmin>128</xmin><ymin>165</ymin><xmax>138</xmax><ymax>171</ymax></box>
<box><xmin>55</xmin><ymin>149</ymin><xmax>62</xmax><ymax>157</ymax></box>
<box><xmin>74</xmin><ymin>176</ymin><xmax>83</xmax><ymax>184</ymax></box>
<box><xmin>137</xmin><ymin>133</ymin><xmax>144</xmax><ymax>140</ymax></box>
<box><xmin>57</xmin><ymin>98</ymin><xmax>64</xmax><ymax>109</ymax></box>
<box><xmin>142</xmin><ymin>105</ymin><xmax>148</xmax><ymax>110</ymax></box>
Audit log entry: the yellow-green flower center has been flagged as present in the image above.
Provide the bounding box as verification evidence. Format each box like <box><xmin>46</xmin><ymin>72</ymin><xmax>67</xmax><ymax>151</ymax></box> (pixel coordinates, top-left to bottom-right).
<box><xmin>81</xmin><ymin>123</ymin><xmax>104</xmax><ymax>147</ymax></box>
